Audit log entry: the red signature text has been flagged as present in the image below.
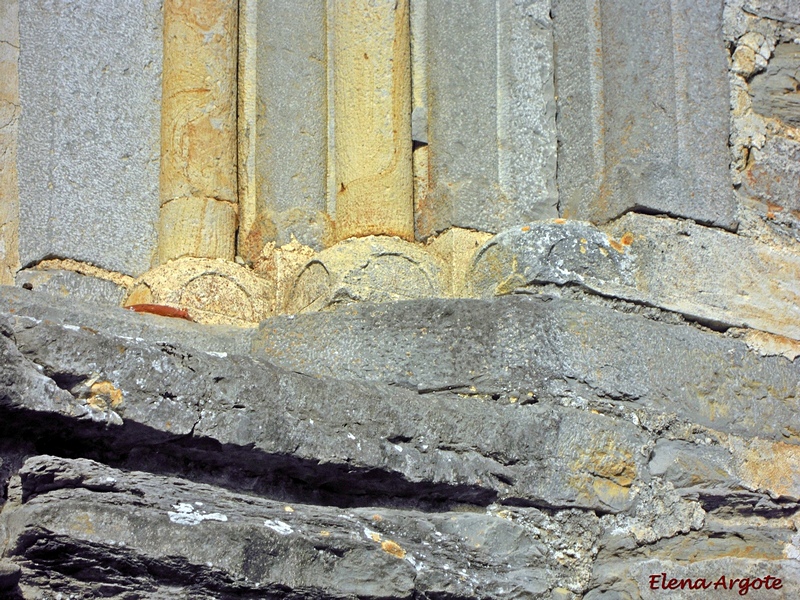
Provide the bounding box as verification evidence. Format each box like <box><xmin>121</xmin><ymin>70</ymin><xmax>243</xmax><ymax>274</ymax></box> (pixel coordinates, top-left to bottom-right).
<box><xmin>649</xmin><ymin>573</ymin><xmax>782</xmax><ymax>595</ymax></box>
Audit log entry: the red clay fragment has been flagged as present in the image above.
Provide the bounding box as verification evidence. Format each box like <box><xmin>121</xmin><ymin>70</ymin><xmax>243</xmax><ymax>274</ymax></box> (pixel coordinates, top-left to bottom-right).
<box><xmin>125</xmin><ymin>304</ymin><xmax>194</xmax><ymax>322</ymax></box>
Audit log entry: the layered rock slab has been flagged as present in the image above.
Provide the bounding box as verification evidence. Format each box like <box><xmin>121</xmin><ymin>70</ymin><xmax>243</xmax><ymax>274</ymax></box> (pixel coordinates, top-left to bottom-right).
<box><xmin>0</xmin><ymin>455</ymin><xmax>579</xmax><ymax>599</ymax></box>
<box><xmin>0</xmin><ymin>296</ymin><xmax>648</xmax><ymax>513</ymax></box>
<box><xmin>466</xmin><ymin>214</ymin><xmax>800</xmax><ymax>342</ymax></box>
<box><xmin>253</xmin><ymin>294</ymin><xmax>800</xmax><ymax>444</ymax></box>
<box><xmin>0</xmin><ymin>285</ymin><xmax>253</xmax><ymax>357</ymax></box>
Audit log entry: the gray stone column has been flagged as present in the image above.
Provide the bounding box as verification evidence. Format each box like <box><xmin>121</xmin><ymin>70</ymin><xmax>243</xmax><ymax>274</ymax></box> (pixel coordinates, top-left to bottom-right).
<box><xmin>553</xmin><ymin>0</ymin><xmax>737</xmax><ymax>229</ymax></box>
<box><xmin>238</xmin><ymin>0</ymin><xmax>330</xmax><ymax>261</ymax></box>
<box><xmin>17</xmin><ymin>0</ymin><xmax>163</xmax><ymax>277</ymax></box>
<box><xmin>416</xmin><ymin>0</ymin><xmax>557</xmax><ymax>239</ymax></box>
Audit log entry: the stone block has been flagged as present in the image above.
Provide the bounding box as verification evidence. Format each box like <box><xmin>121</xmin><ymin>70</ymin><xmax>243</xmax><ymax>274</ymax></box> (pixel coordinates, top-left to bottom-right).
<box><xmin>239</xmin><ymin>0</ymin><xmax>330</xmax><ymax>251</ymax></box>
<box><xmin>15</xmin><ymin>268</ymin><xmax>128</xmax><ymax>307</ymax></box>
<box><xmin>466</xmin><ymin>214</ymin><xmax>800</xmax><ymax>342</ymax></box>
<box><xmin>648</xmin><ymin>440</ymin><xmax>737</xmax><ymax>491</ymax></box>
<box><xmin>2</xmin><ymin>301</ymin><xmax>649</xmax><ymax>513</ymax></box>
<box><xmin>750</xmin><ymin>42</ymin><xmax>800</xmax><ymax>128</ymax></box>
<box><xmin>553</xmin><ymin>0</ymin><xmax>736</xmax><ymax>229</ymax></box>
<box><xmin>730</xmin><ymin>437</ymin><xmax>800</xmax><ymax>501</ymax></box>
<box><xmin>743</xmin><ymin>0</ymin><xmax>800</xmax><ymax>24</ymax></box>
<box><xmin>253</xmin><ymin>295</ymin><xmax>800</xmax><ymax>443</ymax></box>
<box><xmin>417</xmin><ymin>0</ymin><xmax>557</xmax><ymax>238</ymax></box>
<box><xmin>17</xmin><ymin>0</ymin><xmax>162</xmax><ymax>276</ymax></box>
<box><xmin>126</xmin><ymin>257</ymin><xmax>275</xmax><ymax>326</ymax></box>
<box><xmin>285</xmin><ymin>236</ymin><xmax>446</xmax><ymax>313</ymax></box>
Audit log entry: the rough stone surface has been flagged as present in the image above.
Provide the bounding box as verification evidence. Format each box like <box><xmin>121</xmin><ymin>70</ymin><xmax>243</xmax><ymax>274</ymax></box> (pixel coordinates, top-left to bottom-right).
<box><xmin>1</xmin><ymin>292</ymin><xmax>799</xmax><ymax>597</ymax></box>
<box><xmin>1</xmin><ymin>297</ymin><xmax>654</xmax><ymax>514</ymax></box>
<box><xmin>17</xmin><ymin>0</ymin><xmax>162</xmax><ymax>277</ymax></box>
<box><xmin>126</xmin><ymin>257</ymin><xmax>275</xmax><ymax>326</ymax></box>
<box><xmin>466</xmin><ymin>215</ymin><xmax>800</xmax><ymax>341</ymax></box>
<box><xmin>2</xmin><ymin>455</ymin><xmax>588</xmax><ymax>599</ymax></box>
<box><xmin>750</xmin><ymin>41</ymin><xmax>800</xmax><ymax>127</ymax></box>
<box><xmin>15</xmin><ymin>268</ymin><xmax>127</xmax><ymax>307</ymax></box>
<box><xmin>253</xmin><ymin>295</ymin><xmax>800</xmax><ymax>445</ymax></box>
<box><xmin>741</xmin><ymin>135</ymin><xmax>800</xmax><ymax>215</ymax></box>
<box><xmin>553</xmin><ymin>0</ymin><xmax>736</xmax><ymax>229</ymax></box>
<box><xmin>744</xmin><ymin>0</ymin><xmax>800</xmax><ymax>24</ymax></box>
<box><xmin>418</xmin><ymin>0</ymin><xmax>557</xmax><ymax>238</ymax></box>
<box><xmin>285</xmin><ymin>236</ymin><xmax>445</xmax><ymax>313</ymax></box>
<box><xmin>0</xmin><ymin>285</ymin><xmax>253</xmax><ymax>357</ymax></box>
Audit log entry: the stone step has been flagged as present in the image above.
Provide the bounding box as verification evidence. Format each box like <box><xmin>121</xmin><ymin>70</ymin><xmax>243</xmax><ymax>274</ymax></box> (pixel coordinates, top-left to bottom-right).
<box><xmin>253</xmin><ymin>294</ymin><xmax>800</xmax><ymax>445</ymax></box>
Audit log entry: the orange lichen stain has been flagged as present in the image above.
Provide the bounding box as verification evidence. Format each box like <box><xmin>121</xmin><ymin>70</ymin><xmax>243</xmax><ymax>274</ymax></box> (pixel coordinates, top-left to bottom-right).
<box><xmin>569</xmin><ymin>436</ymin><xmax>637</xmax><ymax>507</ymax></box>
<box><xmin>87</xmin><ymin>381</ymin><xmax>124</xmax><ymax>410</ymax></box>
<box><xmin>609</xmin><ymin>239</ymin><xmax>624</xmax><ymax>253</ymax></box>
<box><xmin>620</xmin><ymin>232</ymin><xmax>634</xmax><ymax>246</ymax></box>
<box><xmin>381</xmin><ymin>540</ymin><xmax>406</xmax><ymax>559</ymax></box>
<box><xmin>766</xmin><ymin>201</ymin><xmax>783</xmax><ymax>219</ymax></box>
<box><xmin>521</xmin><ymin>226</ymin><xmax>531</xmax><ymax>232</ymax></box>
<box><xmin>372</xmin><ymin>514</ymin><xmax>383</xmax><ymax>522</ymax></box>
<box><xmin>319</xmin><ymin>530</ymin><xmax>331</xmax><ymax>537</ymax></box>
<box><xmin>370</xmin><ymin>532</ymin><xmax>382</xmax><ymax>542</ymax></box>
<box><xmin>554</xmin><ymin>218</ymin><xmax>567</xmax><ymax>224</ymax></box>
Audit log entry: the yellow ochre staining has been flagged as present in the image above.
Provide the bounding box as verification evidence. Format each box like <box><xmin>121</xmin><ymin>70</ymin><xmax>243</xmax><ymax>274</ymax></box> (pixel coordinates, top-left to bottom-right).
<box><xmin>381</xmin><ymin>540</ymin><xmax>406</xmax><ymax>559</ymax></box>
<box><xmin>87</xmin><ymin>381</ymin><xmax>124</xmax><ymax>410</ymax></box>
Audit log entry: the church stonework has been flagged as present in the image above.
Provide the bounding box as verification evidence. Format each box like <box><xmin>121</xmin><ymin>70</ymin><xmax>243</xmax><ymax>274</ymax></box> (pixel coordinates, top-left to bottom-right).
<box><xmin>1</xmin><ymin>0</ymin><xmax>800</xmax><ymax>598</ymax></box>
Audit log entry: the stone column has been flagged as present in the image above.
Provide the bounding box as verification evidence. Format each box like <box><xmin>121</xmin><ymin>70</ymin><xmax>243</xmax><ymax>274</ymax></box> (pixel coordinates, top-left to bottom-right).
<box><xmin>553</xmin><ymin>0</ymin><xmax>736</xmax><ymax>229</ymax></box>
<box><xmin>332</xmin><ymin>0</ymin><xmax>414</xmax><ymax>242</ymax></box>
<box><xmin>0</xmin><ymin>0</ymin><xmax>19</xmax><ymax>285</ymax></box>
<box><xmin>416</xmin><ymin>0</ymin><xmax>557</xmax><ymax>239</ymax></box>
<box><xmin>237</xmin><ymin>0</ymin><xmax>330</xmax><ymax>261</ymax></box>
<box><xmin>157</xmin><ymin>0</ymin><xmax>238</xmax><ymax>264</ymax></box>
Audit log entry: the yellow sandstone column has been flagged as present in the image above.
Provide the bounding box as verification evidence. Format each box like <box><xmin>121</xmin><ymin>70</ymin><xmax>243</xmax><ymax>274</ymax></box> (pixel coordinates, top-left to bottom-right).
<box><xmin>0</xmin><ymin>0</ymin><xmax>20</xmax><ymax>284</ymax></box>
<box><xmin>157</xmin><ymin>0</ymin><xmax>238</xmax><ymax>264</ymax></box>
<box><xmin>333</xmin><ymin>0</ymin><xmax>413</xmax><ymax>241</ymax></box>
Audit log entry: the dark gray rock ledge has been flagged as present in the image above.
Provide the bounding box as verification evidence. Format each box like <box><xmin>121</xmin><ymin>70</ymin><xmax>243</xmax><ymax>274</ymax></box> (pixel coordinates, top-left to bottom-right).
<box><xmin>1</xmin><ymin>286</ymin><xmax>799</xmax><ymax>598</ymax></box>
